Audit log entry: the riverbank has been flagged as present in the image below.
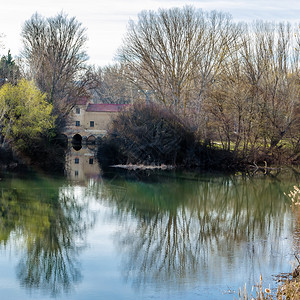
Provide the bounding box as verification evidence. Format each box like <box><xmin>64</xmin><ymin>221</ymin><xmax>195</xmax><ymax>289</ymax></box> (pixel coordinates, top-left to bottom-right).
<box><xmin>0</xmin><ymin>141</ymin><xmax>67</xmax><ymax>174</ymax></box>
<box><xmin>96</xmin><ymin>103</ymin><xmax>299</xmax><ymax>174</ymax></box>
<box><xmin>239</xmin><ymin>186</ymin><xmax>300</xmax><ymax>300</ymax></box>
<box><xmin>0</xmin><ymin>146</ymin><xmax>22</xmax><ymax>171</ymax></box>
<box><xmin>239</xmin><ymin>274</ymin><xmax>300</xmax><ymax>299</ymax></box>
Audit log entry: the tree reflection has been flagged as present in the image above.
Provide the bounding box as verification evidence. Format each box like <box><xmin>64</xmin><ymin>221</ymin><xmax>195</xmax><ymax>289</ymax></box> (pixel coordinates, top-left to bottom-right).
<box><xmin>100</xmin><ymin>171</ymin><xmax>295</xmax><ymax>289</ymax></box>
<box><xmin>0</xmin><ymin>175</ymin><xmax>94</xmax><ymax>296</ymax></box>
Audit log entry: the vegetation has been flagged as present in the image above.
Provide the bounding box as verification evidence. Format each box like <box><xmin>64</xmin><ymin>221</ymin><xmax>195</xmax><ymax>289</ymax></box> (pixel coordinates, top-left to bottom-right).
<box><xmin>0</xmin><ymin>7</ymin><xmax>299</xmax><ymax>170</ymax></box>
<box><xmin>0</xmin><ymin>79</ymin><xmax>55</xmax><ymax>150</ymax></box>
<box><xmin>115</xmin><ymin>7</ymin><xmax>299</xmax><ymax>165</ymax></box>
<box><xmin>1</xmin><ymin>12</ymin><xmax>91</xmax><ymax>170</ymax></box>
<box><xmin>288</xmin><ymin>186</ymin><xmax>300</xmax><ymax>206</ymax></box>
<box><xmin>0</xmin><ymin>50</ymin><xmax>21</xmax><ymax>86</ymax></box>
<box><xmin>118</xmin><ymin>7</ymin><xmax>239</xmax><ymax>110</ymax></box>
<box><xmin>89</xmin><ymin>64</ymin><xmax>136</xmax><ymax>104</ymax></box>
<box><xmin>21</xmin><ymin>12</ymin><xmax>90</xmax><ymax>122</ymax></box>
<box><xmin>97</xmin><ymin>102</ymin><xmax>238</xmax><ymax>170</ymax></box>
<box><xmin>0</xmin><ymin>79</ymin><xmax>67</xmax><ymax>172</ymax></box>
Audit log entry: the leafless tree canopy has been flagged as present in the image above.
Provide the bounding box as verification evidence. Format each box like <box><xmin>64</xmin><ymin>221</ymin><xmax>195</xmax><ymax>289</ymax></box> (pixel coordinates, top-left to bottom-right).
<box><xmin>117</xmin><ymin>7</ymin><xmax>299</xmax><ymax>163</ymax></box>
<box><xmin>118</xmin><ymin>6</ymin><xmax>242</xmax><ymax>111</ymax></box>
<box><xmin>89</xmin><ymin>64</ymin><xmax>138</xmax><ymax>104</ymax></box>
<box><xmin>22</xmin><ymin>12</ymin><xmax>88</xmax><ymax>115</ymax></box>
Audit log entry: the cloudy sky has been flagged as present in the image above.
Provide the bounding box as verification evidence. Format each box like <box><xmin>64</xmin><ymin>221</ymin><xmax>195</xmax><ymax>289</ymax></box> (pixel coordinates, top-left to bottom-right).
<box><xmin>1</xmin><ymin>0</ymin><xmax>299</xmax><ymax>67</ymax></box>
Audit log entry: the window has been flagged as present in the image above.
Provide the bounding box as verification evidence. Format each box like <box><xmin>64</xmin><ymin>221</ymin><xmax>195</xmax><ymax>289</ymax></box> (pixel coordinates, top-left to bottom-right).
<box><xmin>75</xmin><ymin>121</ymin><xmax>80</xmax><ymax>126</ymax></box>
<box><xmin>89</xmin><ymin>158</ymin><xmax>94</xmax><ymax>165</ymax></box>
<box><xmin>75</xmin><ymin>158</ymin><xmax>79</xmax><ymax>164</ymax></box>
<box><xmin>75</xmin><ymin>107</ymin><xmax>80</xmax><ymax>114</ymax></box>
<box><xmin>90</xmin><ymin>121</ymin><xmax>94</xmax><ymax>127</ymax></box>
<box><xmin>75</xmin><ymin>170</ymin><xmax>79</xmax><ymax>176</ymax></box>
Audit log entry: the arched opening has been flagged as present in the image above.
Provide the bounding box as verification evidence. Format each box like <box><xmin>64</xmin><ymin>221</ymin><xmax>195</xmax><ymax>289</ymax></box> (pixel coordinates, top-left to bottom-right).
<box><xmin>72</xmin><ymin>144</ymin><xmax>82</xmax><ymax>151</ymax></box>
<box><xmin>87</xmin><ymin>135</ymin><xmax>96</xmax><ymax>144</ymax></box>
<box><xmin>87</xmin><ymin>143</ymin><xmax>96</xmax><ymax>151</ymax></box>
<box><xmin>72</xmin><ymin>134</ymin><xmax>82</xmax><ymax>145</ymax></box>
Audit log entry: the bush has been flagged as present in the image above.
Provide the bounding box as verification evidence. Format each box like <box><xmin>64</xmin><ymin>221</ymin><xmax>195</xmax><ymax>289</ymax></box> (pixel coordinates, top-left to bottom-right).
<box><xmin>97</xmin><ymin>102</ymin><xmax>238</xmax><ymax>170</ymax></box>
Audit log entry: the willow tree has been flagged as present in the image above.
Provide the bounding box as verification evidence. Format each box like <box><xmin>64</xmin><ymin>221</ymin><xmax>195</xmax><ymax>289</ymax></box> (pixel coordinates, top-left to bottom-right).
<box><xmin>118</xmin><ymin>6</ymin><xmax>241</xmax><ymax>112</ymax></box>
<box><xmin>21</xmin><ymin>12</ymin><xmax>88</xmax><ymax>117</ymax></box>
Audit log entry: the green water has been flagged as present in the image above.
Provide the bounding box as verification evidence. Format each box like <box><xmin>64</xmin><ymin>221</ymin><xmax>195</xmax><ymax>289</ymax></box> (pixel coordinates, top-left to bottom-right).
<box><xmin>0</xmin><ymin>166</ymin><xmax>299</xmax><ymax>299</ymax></box>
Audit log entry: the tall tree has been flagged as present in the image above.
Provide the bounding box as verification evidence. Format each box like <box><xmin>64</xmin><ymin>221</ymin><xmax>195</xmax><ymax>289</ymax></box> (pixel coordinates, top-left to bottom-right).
<box><xmin>118</xmin><ymin>6</ymin><xmax>241</xmax><ymax>112</ymax></box>
<box><xmin>21</xmin><ymin>12</ymin><xmax>88</xmax><ymax>117</ymax></box>
<box><xmin>89</xmin><ymin>64</ymin><xmax>139</xmax><ymax>104</ymax></box>
<box><xmin>204</xmin><ymin>21</ymin><xmax>300</xmax><ymax>159</ymax></box>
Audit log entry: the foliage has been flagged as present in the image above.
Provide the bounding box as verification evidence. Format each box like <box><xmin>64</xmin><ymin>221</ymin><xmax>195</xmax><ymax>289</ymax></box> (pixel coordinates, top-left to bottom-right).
<box><xmin>0</xmin><ymin>79</ymin><xmax>55</xmax><ymax>151</ymax></box>
<box><xmin>238</xmin><ymin>266</ymin><xmax>300</xmax><ymax>300</ymax></box>
<box><xmin>287</xmin><ymin>186</ymin><xmax>300</xmax><ymax>206</ymax></box>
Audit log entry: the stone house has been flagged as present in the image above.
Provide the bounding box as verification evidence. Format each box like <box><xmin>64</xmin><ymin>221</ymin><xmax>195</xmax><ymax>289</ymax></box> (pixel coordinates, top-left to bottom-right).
<box><xmin>64</xmin><ymin>97</ymin><xmax>128</xmax><ymax>143</ymax></box>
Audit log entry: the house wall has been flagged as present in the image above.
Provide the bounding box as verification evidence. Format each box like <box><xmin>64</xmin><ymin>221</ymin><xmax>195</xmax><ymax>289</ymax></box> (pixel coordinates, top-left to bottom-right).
<box><xmin>83</xmin><ymin>111</ymin><xmax>117</xmax><ymax>131</ymax></box>
<box><xmin>72</xmin><ymin>105</ymin><xmax>86</xmax><ymax>127</ymax></box>
<box><xmin>66</xmin><ymin>146</ymin><xmax>99</xmax><ymax>181</ymax></box>
<box><xmin>65</xmin><ymin>105</ymin><xmax>120</xmax><ymax>140</ymax></box>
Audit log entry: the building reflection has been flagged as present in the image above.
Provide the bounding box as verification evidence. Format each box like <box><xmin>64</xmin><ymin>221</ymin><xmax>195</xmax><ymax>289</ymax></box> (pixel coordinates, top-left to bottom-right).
<box><xmin>65</xmin><ymin>145</ymin><xmax>100</xmax><ymax>182</ymax></box>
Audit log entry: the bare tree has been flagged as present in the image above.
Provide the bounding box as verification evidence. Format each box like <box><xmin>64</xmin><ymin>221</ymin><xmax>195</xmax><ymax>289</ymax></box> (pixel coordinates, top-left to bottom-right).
<box><xmin>89</xmin><ymin>64</ymin><xmax>137</xmax><ymax>104</ymax></box>
<box><xmin>190</xmin><ymin>11</ymin><xmax>243</xmax><ymax>111</ymax></box>
<box><xmin>118</xmin><ymin>7</ymin><xmax>242</xmax><ymax>114</ymax></box>
<box><xmin>118</xmin><ymin>6</ymin><xmax>205</xmax><ymax>110</ymax></box>
<box><xmin>22</xmin><ymin>12</ymin><xmax>89</xmax><ymax>117</ymax></box>
<box><xmin>245</xmin><ymin>22</ymin><xmax>299</xmax><ymax>150</ymax></box>
<box><xmin>204</xmin><ymin>21</ymin><xmax>300</xmax><ymax>161</ymax></box>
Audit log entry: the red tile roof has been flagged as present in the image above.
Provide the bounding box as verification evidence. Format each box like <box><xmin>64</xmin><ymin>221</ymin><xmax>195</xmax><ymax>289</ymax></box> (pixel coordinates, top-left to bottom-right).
<box><xmin>86</xmin><ymin>103</ymin><xmax>129</xmax><ymax>112</ymax></box>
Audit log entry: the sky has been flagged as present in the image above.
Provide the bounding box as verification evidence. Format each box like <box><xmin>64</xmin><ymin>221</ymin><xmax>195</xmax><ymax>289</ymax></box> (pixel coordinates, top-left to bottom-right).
<box><xmin>0</xmin><ymin>0</ymin><xmax>299</xmax><ymax>67</ymax></box>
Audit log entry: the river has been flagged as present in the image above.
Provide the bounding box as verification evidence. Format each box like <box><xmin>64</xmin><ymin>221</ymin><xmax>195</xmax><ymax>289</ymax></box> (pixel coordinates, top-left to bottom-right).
<box><xmin>0</xmin><ymin>146</ymin><xmax>299</xmax><ymax>299</ymax></box>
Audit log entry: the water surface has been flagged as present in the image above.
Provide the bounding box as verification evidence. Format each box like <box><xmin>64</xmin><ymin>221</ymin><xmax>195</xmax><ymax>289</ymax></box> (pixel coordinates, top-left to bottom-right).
<box><xmin>0</xmin><ymin>155</ymin><xmax>299</xmax><ymax>299</ymax></box>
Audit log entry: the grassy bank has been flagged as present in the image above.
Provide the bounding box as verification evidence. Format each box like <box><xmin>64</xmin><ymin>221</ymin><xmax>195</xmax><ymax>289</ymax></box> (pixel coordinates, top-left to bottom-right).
<box><xmin>97</xmin><ymin>102</ymin><xmax>298</xmax><ymax>172</ymax></box>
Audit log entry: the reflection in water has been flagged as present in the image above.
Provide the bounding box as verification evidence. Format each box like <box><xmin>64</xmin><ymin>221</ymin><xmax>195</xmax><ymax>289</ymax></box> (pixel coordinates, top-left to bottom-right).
<box><xmin>0</xmin><ymin>168</ymin><xmax>298</xmax><ymax>299</ymax></box>
<box><xmin>65</xmin><ymin>145</ymin><xmax>100</xmax><ymax>182</ymax></box>
<box><xmin>98</xmin><ymin>171</ymin><xmax>296</xmax><ymax>290</ymax></box>
<box><xmin>72</xmin><ymin>143</ymin><xmax>82</xmax><ymax>151</ymax></box>
<box><xmin>0</xmin><ymin>175</ymin><xmax>95</xmax><ymax>296</ymax></box>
